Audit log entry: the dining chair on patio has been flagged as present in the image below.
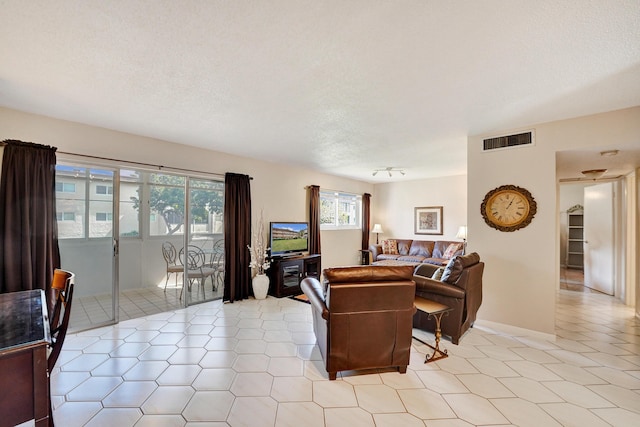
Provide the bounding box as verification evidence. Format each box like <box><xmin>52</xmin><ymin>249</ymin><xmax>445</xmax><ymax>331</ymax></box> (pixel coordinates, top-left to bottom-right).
<box><xmin>162</xmin><ymin>241</ymin><xmax>183</xmax><ymax>293</ymax></box>
<box><xmin>207</xmin><ymin>239</ymin><xmax>224</xmax><ymax>291</ymax></box>
<box><xmin>179</xmin><ymin>245</ymin><xmax>216</xmax><ymax>299</ymax></box>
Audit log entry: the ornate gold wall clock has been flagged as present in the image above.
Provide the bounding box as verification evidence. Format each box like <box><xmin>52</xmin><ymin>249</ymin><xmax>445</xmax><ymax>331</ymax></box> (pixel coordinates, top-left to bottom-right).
<box><xmin>481</xmin><ymin>185</ymin><xmax>537</xmax><ymax>232</ymax></box>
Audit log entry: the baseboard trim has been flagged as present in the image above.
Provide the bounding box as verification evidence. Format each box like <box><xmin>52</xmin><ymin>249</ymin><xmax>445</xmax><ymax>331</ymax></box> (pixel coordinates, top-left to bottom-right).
<box><xmin>474</xmin><ymin>319</ymin><xmax>556</xmax><ymax>342</ymax></box>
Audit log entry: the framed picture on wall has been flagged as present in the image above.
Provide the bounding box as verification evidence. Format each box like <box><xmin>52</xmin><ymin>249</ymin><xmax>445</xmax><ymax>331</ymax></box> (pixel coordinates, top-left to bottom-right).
<box><xmin>414</xmin><ymin>206</ymin><xmax>443</xmax><ymax>235</ymax></box>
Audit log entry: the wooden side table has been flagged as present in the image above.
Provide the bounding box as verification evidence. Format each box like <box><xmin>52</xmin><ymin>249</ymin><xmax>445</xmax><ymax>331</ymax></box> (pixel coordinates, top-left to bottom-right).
<box><xmin>358</xmin><ymin>249</ymin><xmax>370</xmax><ymax>265</ymax></box>
<box><xmin>413</xmin><ymin>296</ymin><xmax>452</xmax><ymax>363</ymax></box>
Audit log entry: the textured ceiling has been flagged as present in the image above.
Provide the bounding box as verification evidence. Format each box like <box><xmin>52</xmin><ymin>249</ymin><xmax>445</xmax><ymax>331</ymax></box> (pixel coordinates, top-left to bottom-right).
<box><xmin>1</xmin><ymin>1</ymin><xmax>639</xmax><ymax>182</ymax></box>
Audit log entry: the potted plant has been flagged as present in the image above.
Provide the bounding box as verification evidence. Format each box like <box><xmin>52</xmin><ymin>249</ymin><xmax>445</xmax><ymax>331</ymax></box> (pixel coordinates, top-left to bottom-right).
<box><xmin>248</xmin><ymin>210</ymin><xmax>270</xmax><ymax>299</ymax></box>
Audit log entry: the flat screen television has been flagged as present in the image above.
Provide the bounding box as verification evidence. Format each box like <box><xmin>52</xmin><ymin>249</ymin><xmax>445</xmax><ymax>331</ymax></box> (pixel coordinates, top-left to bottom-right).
<box><xmin>269</xmin><ymin>222</ymin><xmax>309</xmax><ymax>256</ymax></box>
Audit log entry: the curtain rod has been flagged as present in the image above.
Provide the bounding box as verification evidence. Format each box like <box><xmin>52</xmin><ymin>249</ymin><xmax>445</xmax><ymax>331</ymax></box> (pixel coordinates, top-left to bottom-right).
<box><xmin>57</xmin><ymin>151</ymin><xmax>253</xmax><ymax>180</ymax></box>
<box><xmin>1</xmin><ymin>139</ymin><xmax>56</xmax><ymax>150</ymax></box>
<box><xmin>308</xmin><ymin>186</ymin><xmax>363</xmax><ymax>195</ymax></box>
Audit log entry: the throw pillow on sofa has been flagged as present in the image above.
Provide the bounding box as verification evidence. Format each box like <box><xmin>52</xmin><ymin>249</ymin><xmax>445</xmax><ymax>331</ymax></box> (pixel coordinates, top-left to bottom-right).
<box><xmin>431</xmin><ymin>267</ymin><xmax>445</xmax><ymax>280</ymax></box>
<box><xmin>443</xmin><ymin>243</ymin><xmax>462</xmax><ymax>259</ymax></box>
<box><xmin>382</xmin><ymin>239</ymin><xmax>398</xmax><ymax>255</ymax></box>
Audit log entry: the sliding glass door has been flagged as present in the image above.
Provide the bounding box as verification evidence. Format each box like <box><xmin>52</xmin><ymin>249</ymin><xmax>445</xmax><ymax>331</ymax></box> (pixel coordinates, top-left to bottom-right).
<box><xmin>56</xmin><ymin>162</ymin><xmax>225</xmax><ymax>331</ymax></box>
<box><xmin>148</xmin><ymin>173</ymin><xmax>225</xmax><ymax>305</ymax></box>
<box><xmin>55</xmin><ymin>164</ymin><xmax>117</xmax><ymax>332</ymax></box>
<box><xmin>185</xmin><ymin>177</ymin><xmax>225</xmax><ymax>306</ymax></box>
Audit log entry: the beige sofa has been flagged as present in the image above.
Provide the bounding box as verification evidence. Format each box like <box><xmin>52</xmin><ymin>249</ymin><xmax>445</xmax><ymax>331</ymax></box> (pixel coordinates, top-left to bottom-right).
<box><xmin>369</xmin><ymin>239</ymin><xmax>464</xmax><ymax>266</ymax></box>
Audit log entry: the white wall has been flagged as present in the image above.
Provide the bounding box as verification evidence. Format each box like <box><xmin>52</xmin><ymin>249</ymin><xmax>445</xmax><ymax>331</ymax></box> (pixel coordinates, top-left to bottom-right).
<box><xmin>0</xmin><ymin>107</ymin><xmax>374</xmax><ymax>292</ymax></box>
<box><xmin>468</xmin><ymin>106</ymin><xmax>640</xmax><ymax>336</ymax></box>
<box><xmin>372</xmin><ymin>174</ymin><xmax>467</xmax><ymax>242</ymax></box>
<box><xmin>633</xmin><ymin>170</ymin><xmax>640</xmax><ymax>316</ymax></box>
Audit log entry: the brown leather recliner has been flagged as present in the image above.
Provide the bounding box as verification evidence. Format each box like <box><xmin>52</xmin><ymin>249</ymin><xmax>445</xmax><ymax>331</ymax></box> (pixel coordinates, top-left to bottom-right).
<box><xmin>301</xmin><ymin>265</ymin><xmax>416</xmax><ymax>380</ymax></box>
<box><xmin>412</xmin><ymin>252</ymin><xmax>484</xmax><ymax>344</ymax></box>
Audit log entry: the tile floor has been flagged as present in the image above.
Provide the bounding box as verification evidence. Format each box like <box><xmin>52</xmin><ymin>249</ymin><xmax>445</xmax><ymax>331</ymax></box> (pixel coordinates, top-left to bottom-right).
<box><xmin>559</xmin><ymin>267</ymin><xmax>594</xmax><ymax>294</ymax></box>
<box><xmin>71</xmin><ymin>280</ymin><xmax>223</xmax><ymax>332</ymax></box>
<box><xmin>51</xmin><ymin>287</ymin><xmax>640</xmax><ymax>427</ymax></box>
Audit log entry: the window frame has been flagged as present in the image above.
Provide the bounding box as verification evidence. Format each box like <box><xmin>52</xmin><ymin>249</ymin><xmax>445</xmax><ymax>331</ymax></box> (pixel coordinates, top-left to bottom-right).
<box><xmin>319</xmin><ymin>190</ymin><xmax>362</xmax><ymax>230</ymax></box>
<box><xmin>55</xmin><ymin>181</ymin><xmax>76</xmax><ymax>193</ymax></box>
<box><xmin>95</xmin><ymin>212</ymin><xmax>113</xmax><ymax>222</ymax></box>
<box><xmin>56</xmin><ymin>212</ymin><xmax>76</xmax><ymax>221</ymax></box>
<box><xmin>95</xmin><ymin>184</ymin><xmax>113</xmax><ymax>195</ymax></box>
<box><xmin>55</xmin><ymin>164</ymin><xmax>224</xmax><ymax>240</ymax></box>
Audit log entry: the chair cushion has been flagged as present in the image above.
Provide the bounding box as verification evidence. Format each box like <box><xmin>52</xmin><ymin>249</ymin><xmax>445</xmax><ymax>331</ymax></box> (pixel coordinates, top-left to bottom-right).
<box><xmin>381</xmin><ymin>239</ymin><xmax>398</xmax><ymax>255</ymax></box>
<box><xmin>397</xmin><ymin>255</ymin><xmax>425</xmax><ymax>263</ymax></box>
<box><xmin>422</xmin><ymin>258</ymin><xmax>448</xmax><ymax>266</ymax></box>
<box><xmin>377</xmin><ymin>253</ymin><xmax>401</xmax><ymax>261</ymax></box>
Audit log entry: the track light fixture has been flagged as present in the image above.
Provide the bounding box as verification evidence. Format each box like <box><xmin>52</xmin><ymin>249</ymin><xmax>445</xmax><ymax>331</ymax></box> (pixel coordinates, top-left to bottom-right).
<box><xmin>372</xmin><ymin>167</ymin><xmax>406</xmax><ymax>177</ymax></box>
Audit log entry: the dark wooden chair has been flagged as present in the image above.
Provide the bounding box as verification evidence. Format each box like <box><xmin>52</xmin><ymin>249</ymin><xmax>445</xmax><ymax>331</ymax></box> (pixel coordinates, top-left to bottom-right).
<box><xmin>48</xmin><ymin>269</ymin><xmax>75</xmax><ymax>427</ymax></box>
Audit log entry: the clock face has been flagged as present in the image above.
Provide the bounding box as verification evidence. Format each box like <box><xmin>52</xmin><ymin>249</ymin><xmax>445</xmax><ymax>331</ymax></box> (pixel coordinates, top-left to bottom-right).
<box><xmin>481</xmin><ymin>185</ymin><xmax>536</xmax><ymax>232</ymax></box>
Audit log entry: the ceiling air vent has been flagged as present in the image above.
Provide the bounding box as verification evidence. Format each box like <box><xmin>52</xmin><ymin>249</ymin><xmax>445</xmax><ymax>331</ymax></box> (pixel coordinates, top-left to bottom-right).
<box><xmin>483</xmin><ymin>130</ymin><xmax>534</xmax><ymax>151</ymax></box>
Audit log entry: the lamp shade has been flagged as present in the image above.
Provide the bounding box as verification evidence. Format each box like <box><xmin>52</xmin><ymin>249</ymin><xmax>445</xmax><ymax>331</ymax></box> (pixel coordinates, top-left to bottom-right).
<box><xmin>371</xmin><ymin>224</ymin><xmax>384</xmax><ymax>234</ymax></box>
<box><xmin>455</xmin><ymin>226</ymin><xmax>467</xmax><ymax>240</ymax></box>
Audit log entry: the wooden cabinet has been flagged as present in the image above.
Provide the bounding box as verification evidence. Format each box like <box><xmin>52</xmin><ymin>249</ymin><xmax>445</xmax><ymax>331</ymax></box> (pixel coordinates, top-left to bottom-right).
<box><xmin>566</xmin><ymin>212</ymin><xmax>584</xmax><ymax>269</ymax></box>
<box><xmin>267</xmin><ymin>254</ymin><xmax>321</xmax><ymax>297</ymax></box>
<box><xmin>0</xmin><ymin>290</ymin><xmax>50</xmax><ymax>427</ymax></box>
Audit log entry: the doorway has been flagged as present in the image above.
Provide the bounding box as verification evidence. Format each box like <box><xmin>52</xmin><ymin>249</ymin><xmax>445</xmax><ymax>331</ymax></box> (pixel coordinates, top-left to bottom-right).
<box><xmin>559</xmin><ymin>179</ymin><xmax>628</xmax><ymax>298</ymax></box>
<box><xmin>559</xmin><ymin>267</ymin><xmax>591</xmax><ymax>292</ymax></box>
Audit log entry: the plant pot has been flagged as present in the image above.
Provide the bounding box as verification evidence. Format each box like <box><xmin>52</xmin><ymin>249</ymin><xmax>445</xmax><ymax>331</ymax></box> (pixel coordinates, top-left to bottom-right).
<box><xmin>252</xmin><ymin>274</ymin><xmax>269</xmax><ymax>300</ymax></box>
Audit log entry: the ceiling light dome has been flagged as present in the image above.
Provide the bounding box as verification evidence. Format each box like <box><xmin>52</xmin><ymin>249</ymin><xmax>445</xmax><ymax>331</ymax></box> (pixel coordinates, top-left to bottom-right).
<box><xmin>581</xmin><ymin>169</ymin><xmax>607</xmax><ymax>180</ymax></box>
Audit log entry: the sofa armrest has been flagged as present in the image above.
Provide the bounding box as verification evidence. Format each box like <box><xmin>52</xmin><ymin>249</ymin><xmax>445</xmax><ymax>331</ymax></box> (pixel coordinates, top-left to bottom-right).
<box><xmin>452</xmin><ymin>262</ymin><xmax>484</xmax><ymax>311</ymax></box>
<box><xmin>369</xmin><ymin>244</ymin><xmax>383</xmax><ymax>261</ymax></box>
<box><xmin>451</xmin><ymin>262</ymin><xmax>484</xmax><ymax>291</ymax></box>
<box><xmin>301</xmin><ymin>277</ymin><xmax>329</xmax><ymax>320</ymax></box>
<box><xmin>413</xmin><ymin>275</ymin><xmax>465</xmax><ymax>299</ymax></box>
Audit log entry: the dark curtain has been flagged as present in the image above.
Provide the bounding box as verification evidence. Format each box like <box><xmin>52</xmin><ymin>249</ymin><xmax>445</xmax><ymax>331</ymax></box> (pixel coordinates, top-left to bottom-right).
<box><xmin>308</xmin><ymin>185</ymin><xmax>321</xmax><ymax>255</ymax></box>
<box><xmin>223</xmin><ymin>173</ymin><xmax>252</xmax><ymax>302</ymax></box>
<box><xmin>0</xmin><ymin>140</ymin><xmax>60</xmax><ymax>294</ymax></box>
<box><xmin>361</xmin><ymin>192</ymin><xmax>371</xmax><ymax>250</ymax></box>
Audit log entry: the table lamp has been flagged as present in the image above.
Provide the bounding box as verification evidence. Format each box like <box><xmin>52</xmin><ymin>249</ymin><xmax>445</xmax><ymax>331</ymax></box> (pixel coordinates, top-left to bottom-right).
<box><xmin>456</xmin><ymin>225</ymin><xmax>467</xmax><ymax>254</ymax></box>
<box><xmin>371</xmin><ymin>224</ymin><xmax>384</xmax><ymax>244</ymax></box>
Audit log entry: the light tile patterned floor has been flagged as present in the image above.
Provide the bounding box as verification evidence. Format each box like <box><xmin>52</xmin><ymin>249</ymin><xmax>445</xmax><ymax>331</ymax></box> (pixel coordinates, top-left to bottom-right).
<box><xmin>71</xmin><ymin>281</ymin><xmax>223</xmax><ymax>332</ymax></box>
<box><xmin>53</xmin><ymin>289</ymin><xmax>640</xmax><ymax>427</ymax></box>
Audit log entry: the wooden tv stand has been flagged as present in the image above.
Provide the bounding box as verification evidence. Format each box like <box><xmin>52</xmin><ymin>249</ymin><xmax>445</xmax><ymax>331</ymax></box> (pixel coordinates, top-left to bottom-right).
<box><xmin>267</xmin><ymin>254</ymin><xmax>321</xmax><ymax>298</ymax></box>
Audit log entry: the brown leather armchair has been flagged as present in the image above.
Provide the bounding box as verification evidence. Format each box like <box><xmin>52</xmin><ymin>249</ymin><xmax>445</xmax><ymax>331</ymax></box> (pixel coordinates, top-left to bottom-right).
<box><xmin>412</xmin><ymin>252</ymin><xmax>484</xmax><ymax>344</ymax></box>
<box><xmin>301</xmin><ymin>265</ymin><xmax>416</xmax><ymax>380</ymax></box>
